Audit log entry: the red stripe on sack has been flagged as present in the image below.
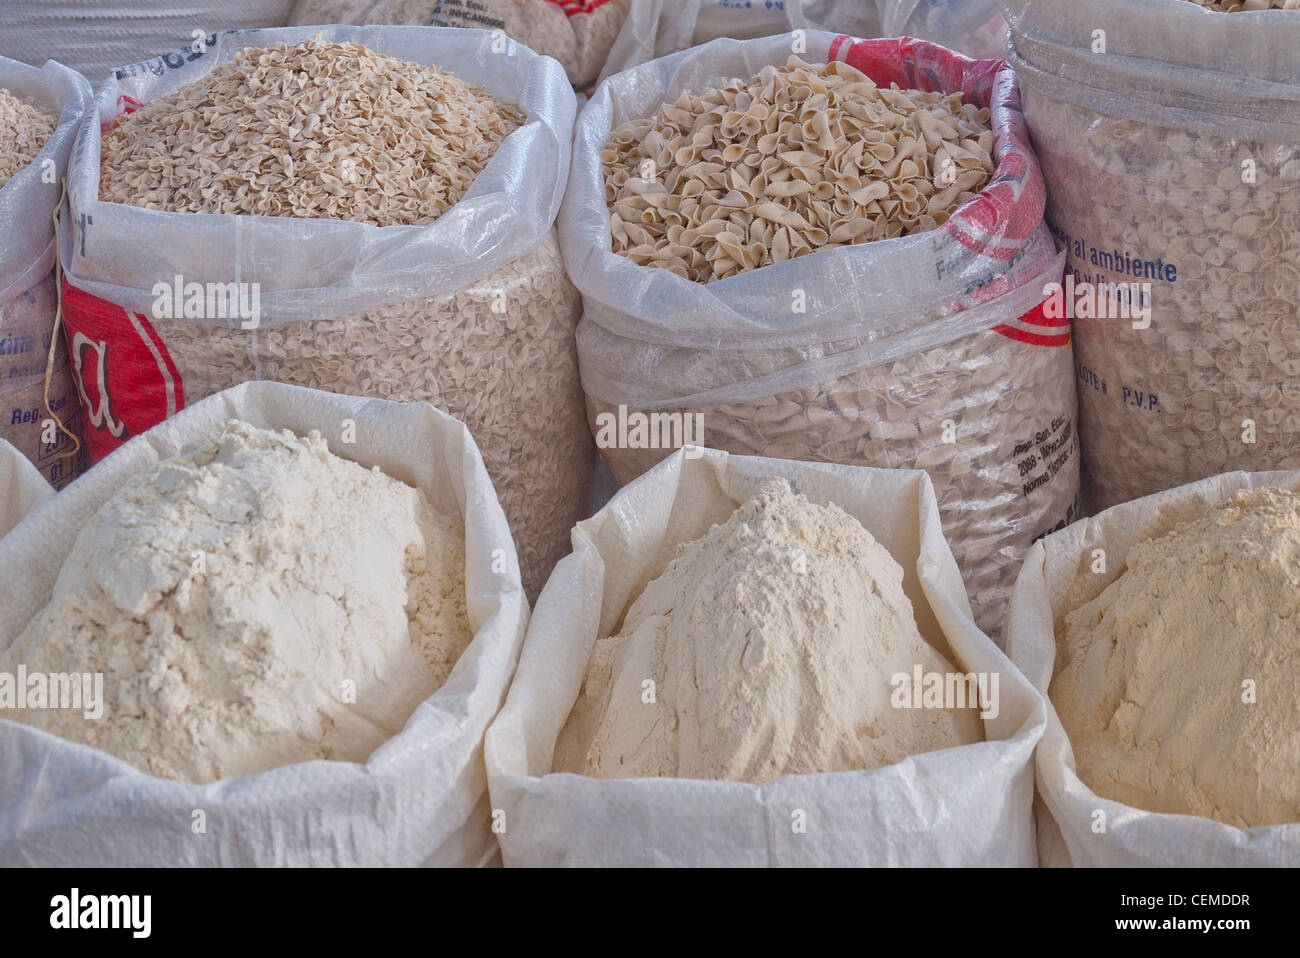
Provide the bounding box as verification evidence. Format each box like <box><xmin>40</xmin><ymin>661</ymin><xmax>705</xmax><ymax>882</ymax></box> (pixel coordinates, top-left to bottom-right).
<box><xmin>545</xmin><ymin>0</ymin><xmax>617</xmax><ymax>15</ymax></box>
<box><xmin>61</xmin><ymin>279</ymin><xmax>187</xmax><ymax>463</ymax></box>
<box><xmin>135</xmin><ymin>311</ymin><xmax>186</xmax><ymax>410</ymax></box>
<box><xmin>101</xmin><ymin>95</ymin><xmax>146</xmax><ymax>134</ymax></box>
<box><xmin>992</xmin><ymin>324</ymin><xmax>1070</xmax><ymax>347</ymax></box>
<box><xmin>1015</xmin><ymin>299</ymin><xmax>1070</xmax><ymax>329</ymax></box>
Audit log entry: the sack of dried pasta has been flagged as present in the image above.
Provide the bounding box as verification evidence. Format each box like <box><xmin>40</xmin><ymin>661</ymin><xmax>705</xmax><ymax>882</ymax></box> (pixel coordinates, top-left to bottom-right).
<box><xmin>289</xmin><ymin>0</ymin><xmax>633</xmax><ymax>90</ymax></box>
<box><xmin>486</xmin><ymin>449</ymin><xmax>1045</xmax><ymax>866</ymax></box>
<box><xmin>59</xmin><ymin>26</ymin><xmax>593</xmax><ymax>600</ymax></box>
<box><xmin>0</xmin><ymin>380</ymin><xmax>528</xmax><ymax>867</ymax></box>
<box><xmin>0</xmin><ymin>56</ymin><xmax>90</xmax><ymax>490</ymax></box>
<box><xmin>1003</xmin><ymin>0</ymin><xmax>1300</xmax><ymax>510</ymax></box>
<box><xmin>563</xmin><ymin>32</ymin><xmax>1076</xmax><ymax>635</ymax></box>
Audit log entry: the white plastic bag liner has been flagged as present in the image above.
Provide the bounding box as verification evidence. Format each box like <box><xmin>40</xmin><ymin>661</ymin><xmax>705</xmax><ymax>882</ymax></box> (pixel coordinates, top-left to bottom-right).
<box><xmin>0</xmin><ymin>380</ymin><xmax>528</xmax><ymax>866</ymax></box>
<box><xmin>0</xmin><ymin>57</ymin><xmax>88</xmax><ymax>301</ymax></box>
<box><xmin>565</xmin><ymin>32</ymin><xmax>1076</xmax><ymax>634</ymax></box>
<box><xmin>64</xmin><ymin>25</ymin><xmax>572</xmax><ymax>320</ymax></box>
<box><xmin>0</xmin><ymin>439</ymin><xmax>53</xmax><ymax>538</ymax></box>
<box><xmin>485</xmin><ymin>448</ymin><xmax>1045</xmax><ymax>866</ymax></box>
<box><xmin>1005</xmin><ymin>469</ymin><xmax>1300</xmax><ymax>867</ymax></box>
<box><xmin>570</xmin><ymin>33</ymin><xmax>1054</xmax><ymax>354</ymax></box>
<box><xmin>0</xmin><ymin>56</ymin><xmax>92</xmax><ymax>489</ymax></box>
<box><xmin>692</xmin><ymin>0</ymin><xmax>802</xmax><ymax>43</ymax></box>
<box><xmin>290</xmin><ymin>0</ymin><xmax>635</xmax><ymax>90</ymax></box>
<box><xmin>600</xmin><ymin>0</ymin><xmax>861</xmax><ymax>83</ymax></box>
<box><xmin>0</xmin><ymin>2</ymin><xmax>294</xmax><ymax>88</ymax></box>
<box><xmin>1002</xmin><ymin>0</ymin><xmax>1300</xmax><ymax>510</ymax></box>
<box><xmin>887</xmin><ymin>1</ymin><xmax>1006</xmax><ymax>60</ymax></box>
<box><xmin>600</xmin><ymin>0</ymin><xmax>802</xmax><ymax>82</ymax></box>
<box><xmin>599</xmin><ymin>0</ymin><xmax>1005</xmax><ymax>81</ymax></box>
<box><xmin>797</xmin><ymin>1</ymin><xmax>1007</xmax><ymax>59</ymax></box>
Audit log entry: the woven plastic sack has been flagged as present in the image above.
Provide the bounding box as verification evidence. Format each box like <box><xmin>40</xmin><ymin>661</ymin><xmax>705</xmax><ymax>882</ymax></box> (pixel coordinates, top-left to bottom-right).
<box><xmin>485</xmin><ymin>448</ymin><xmax>1046</xmax><ymax>866</ymax></box>
<box><xmin>565</xmin><ymin>32</ymin><xmax>1077</xmax><ymax>635</ymax></box>
<box><xmin>0</xmin><ymin>439</ymin><xmax>53</xmax><ymax>538</ymax></box>
<box><xmin>0</xmin><ymin>1</ymin><xmax>294</xmax><ymax>88</ymax></box>
<box><xmin>289</xmin><ymin>0</ymin><xmax>633</xmax><ymax>89</ymax></box>
<box><xmin>1003</xmin><ymin>0</ymin><xmax>1300</xmax><ymax>511</ymax></box>
<box><xmin>0</xmin><ymin>380</ymin><xmax>528</xmax><ymax>866</ymax></box>
<box><xmin>600</xmin><ymin>1</ymin><xmax>1004</xmax><ymax>82</ymax></box>
<box><xmin>797</xmin><ymin>1</ymin><xmax>1007</xmax><ymax>59</ymax></box>
<box><xmin>59</xmin><ymin>25</ymin><xmax>594</xmax><ymax>600</ymax></box>
<box><xmin>600</xmin><ymin>0</ymin><xmax>805</xmax><ymax>83</ymax></box>
<box><xmin>0</xmin><ymin>56</ymin><xmax>90</xmax><ymax>490</ymax></box>
<box><xmin>1005</xmin><ymin>468</ymin><xmax>1300</xmax><ymax>866</ymax></box>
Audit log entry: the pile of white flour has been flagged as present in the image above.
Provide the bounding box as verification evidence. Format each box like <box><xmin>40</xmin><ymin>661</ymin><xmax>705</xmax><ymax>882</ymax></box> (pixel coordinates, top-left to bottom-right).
<box><xmin>0</xmin><ymin>419</ymin><xmax>472</xmax><ymax>784</ymax></box>
<box><xmin>1052</xmin><ymin>486</ymin><xmax>1300</xmax><ymax>828</ymax></box>
<box><xmin>555</xmin><ymin>479</ymin><xmax>983</xmax><ymax>783</ymax></box>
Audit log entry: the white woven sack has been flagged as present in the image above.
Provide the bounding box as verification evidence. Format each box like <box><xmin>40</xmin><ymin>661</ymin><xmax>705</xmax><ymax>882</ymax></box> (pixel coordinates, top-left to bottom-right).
<box><xmin>0</xmin><ymin>381</ymin><xmax>528</xmax><ymax>866</ymax></box>
<box><xmin>0</xmin><ymin>439</ymin><xmax>53</xmax><ymax>539</ymax></box>
<box><xmin>0</xmin><ymin>2</ymin><xmax>294</xmax><ymax>87</ymax></box>
<box><xmin>1005</xmin><ymin>469</ymin><xmax>1300</xmax><ymax>867</ymax></box>
<box><xmin>485</xmin><ymin>448</ymin><xmax>1045</xmax><ymax>866</ymax></box>
<box><xmin>0</xmin><ymin>56</ymin><xmax>92</xmax><ymax>488</ymax></box>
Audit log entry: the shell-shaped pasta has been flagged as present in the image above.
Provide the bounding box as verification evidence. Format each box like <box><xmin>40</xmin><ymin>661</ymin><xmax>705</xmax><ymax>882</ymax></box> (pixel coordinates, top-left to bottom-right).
<box><xmin>601</xmin><ymin>56</ymin><xmax>995</xmax><ymax>283</ymax></box>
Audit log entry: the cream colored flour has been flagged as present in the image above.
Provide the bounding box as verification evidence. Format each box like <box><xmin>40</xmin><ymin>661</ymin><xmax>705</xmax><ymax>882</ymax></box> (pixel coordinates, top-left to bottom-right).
<box><xmin>1</xmin><ymin>419</ymin><xmax>472</xmax><ymax>784</ymax></box>
<box><xmin>555</xmin><ymin>479</ymin><xmax>983</xmax><ymax>783</ymax></box>
<box><xmin>1051</xmin><ymin>487</ymin><xmax>1300</xmax><ymax>828</ymax></box>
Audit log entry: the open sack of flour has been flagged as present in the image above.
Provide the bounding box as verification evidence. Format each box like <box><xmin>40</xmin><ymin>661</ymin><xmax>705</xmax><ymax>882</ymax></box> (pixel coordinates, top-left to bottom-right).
<box><xmin>60</xmin><ymin>25</ymin><xmax>593</xmax><ymax>600</ymax></box>
<box><xmin>289</xmin><ymin>0</ymin><xmax>635</xmax><ymax>91</ymax></box>
<box><xmin>1003</xmin><ymin>0</ymin><xmax>1300</xmax><ymax>510</ymax></box>
<box><xmin>485</xmin><ymin>448</ymin><xmax>1045</xmax><ymax>866</ymax></box>
<box><xmin>1005</xmin><ymin>470</ymin><xmax>1300</xmax><ymax>866</ymax></box>
<box><xmin>566</xmin><ymin>32</ymin><xmax>1077</xmax><ymax>635</ymax></box>
<box><xmin>0</xmin><ymin>55</ymin><xmax>90</xmax><ymax>489</ymax></box>
<box><xmin>0</xmin><ymin>380</ymin><xmax>527</xmax><ymax>866</ymax></box>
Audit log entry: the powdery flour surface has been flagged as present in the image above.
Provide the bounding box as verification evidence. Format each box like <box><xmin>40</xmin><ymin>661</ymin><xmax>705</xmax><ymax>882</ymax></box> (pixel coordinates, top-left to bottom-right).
<box><xmin>0</xmin><ymin>419</ymin><xmax>472</xmax><ymax>784</ymax></box>
<box><xmin>556</xmin><ymin>479</ymin><xmax>983</xmax><ymax>783</ymax></box>
<box><xmin>1052</xmin><ymin>486</ymin><xmax>1300</xmax><ymax>828</ymax></box>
